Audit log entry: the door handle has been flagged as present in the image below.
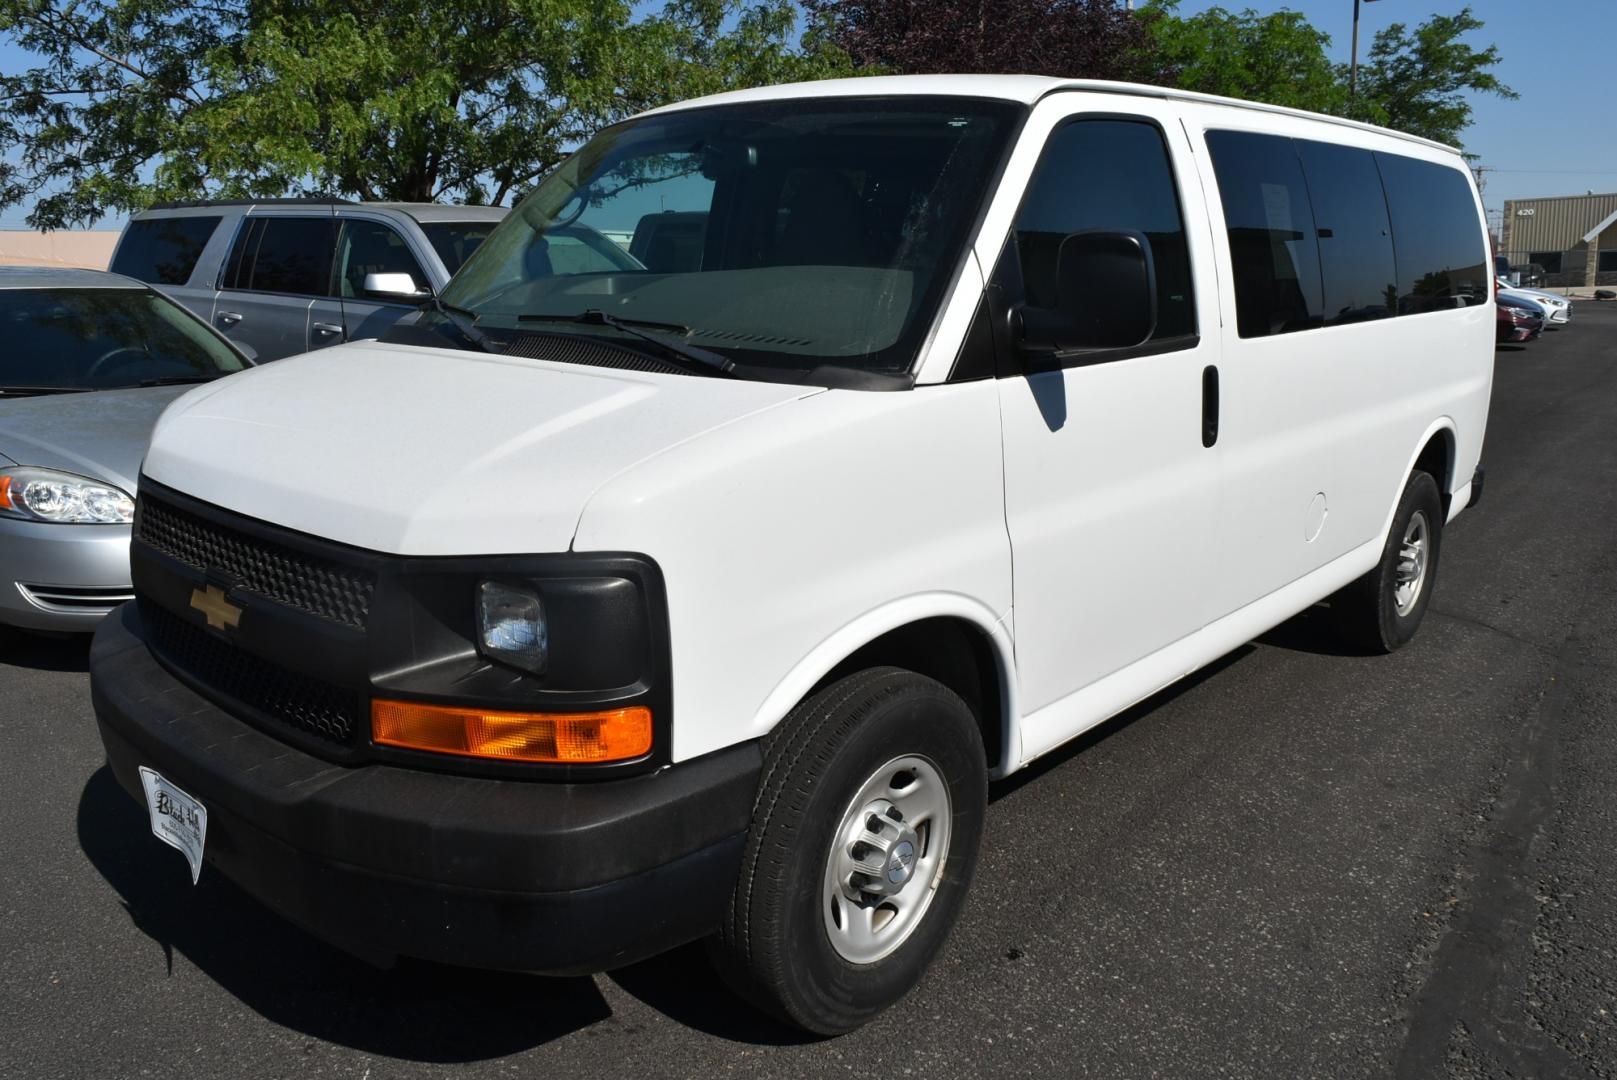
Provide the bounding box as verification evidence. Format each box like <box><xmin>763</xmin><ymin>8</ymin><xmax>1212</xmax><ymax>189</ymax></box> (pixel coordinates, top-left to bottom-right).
<box><xmin>312</xmin><ymin>322</ymin><xmax>343</xmax><ymax>336</ymax></box>
<box><xmin>1202</xmin><ymin>365</ymin><xmax>1219</xmax><ymax>448</ymax></box>
<box><xmin>217</xmin><ymin>311</ymin><xmax>242</xmax><ymax>325</ymax></box>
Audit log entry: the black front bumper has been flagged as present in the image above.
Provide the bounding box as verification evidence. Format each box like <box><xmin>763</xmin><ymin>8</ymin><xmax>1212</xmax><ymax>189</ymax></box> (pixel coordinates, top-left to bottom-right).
<box><xmin>90</xmin><ymin>602</ymin><xmax>760</xmax><ymax>974</ymax></box>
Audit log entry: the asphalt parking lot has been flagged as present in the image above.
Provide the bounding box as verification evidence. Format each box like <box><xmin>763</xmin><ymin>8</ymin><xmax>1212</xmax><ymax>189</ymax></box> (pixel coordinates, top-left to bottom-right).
<box><xmin>4</xmin><ymin>305</ymin><xmax>1616</xmax><ymax>1080</ymax></box>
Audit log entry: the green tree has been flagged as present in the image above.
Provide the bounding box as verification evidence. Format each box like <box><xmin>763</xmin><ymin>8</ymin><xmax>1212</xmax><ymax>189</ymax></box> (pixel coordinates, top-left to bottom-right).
<box><xmin>1141</xmin><ymin>1</ymin><xmax>1346</xmax><ymax>115</ymax></box>
<box><xmin>1138</xmin><ymin>2</ymin><xmax>1513</xmax><ymax>148</ymax></box>
<box><xmin>805</xmin><ymin>0</ymin><xmax>1166</xmax><ymax>82</ymax></box>
<box><xmin>0</xmin><ymin>0</ymin><xmax>853</xmax><ymax>228</ymax></box>
<box><xmin>1349</xmin><ymin>8</ymin><xmax>1516</xmax><ymax>145</ymax></box>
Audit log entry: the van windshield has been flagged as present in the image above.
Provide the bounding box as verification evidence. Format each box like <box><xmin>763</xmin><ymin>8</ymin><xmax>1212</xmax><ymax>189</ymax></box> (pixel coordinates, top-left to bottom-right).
<box><xmin>436</xmin><ymin>97</ymin><xmax>1020</xmax><ymax>379</ymax></box>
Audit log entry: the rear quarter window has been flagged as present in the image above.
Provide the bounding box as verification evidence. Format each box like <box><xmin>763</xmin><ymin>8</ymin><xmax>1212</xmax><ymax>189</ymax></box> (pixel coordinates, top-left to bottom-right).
<box><xmin>110</xmin><ymin>216</ymin><xmax>222</xmax><ymax>285</ymax></box>
<box><xmin>1374</xmin><ymin>153</ymin><xmax>1488</xmax><ymax>313</ymax></box>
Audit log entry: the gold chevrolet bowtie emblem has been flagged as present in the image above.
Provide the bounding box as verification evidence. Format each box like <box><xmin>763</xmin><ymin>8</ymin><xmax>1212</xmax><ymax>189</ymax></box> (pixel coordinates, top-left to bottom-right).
<box><xmin>189</xmin><ymin>585</ymin><xmax>242</xmax><ymax>631</ymax></box>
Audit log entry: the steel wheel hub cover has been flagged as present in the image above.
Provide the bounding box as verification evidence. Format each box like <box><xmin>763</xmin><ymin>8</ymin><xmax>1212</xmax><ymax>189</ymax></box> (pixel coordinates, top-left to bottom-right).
<box><xmin>822</xmin><ymin>755</ymin><xmax>952</xmax><ymax>964</ymax></box>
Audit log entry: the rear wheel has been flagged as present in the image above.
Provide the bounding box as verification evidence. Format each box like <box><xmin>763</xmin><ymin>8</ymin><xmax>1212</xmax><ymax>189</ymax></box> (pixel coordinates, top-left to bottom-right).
<box><xmin>711</xmin><ymin>667</ymin><xmax>987</xmax><ymax>1035</ymax></box>
<box><xmin>1330</xmin><ymin>470</ymin><xmax>1444</xmax><ymax>653</ymax></box>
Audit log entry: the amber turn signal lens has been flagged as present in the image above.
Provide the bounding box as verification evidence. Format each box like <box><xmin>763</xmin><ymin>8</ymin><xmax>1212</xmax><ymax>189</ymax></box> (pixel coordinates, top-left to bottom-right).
<box><xmin>372</xmin><ymin>700</ymin><xmax>652</xmax><ymax>764</ymax></box>
<box><xmin>0</xmin><ymin>475</ymin><xmax>13</xmax><ymax>510</ymax></box>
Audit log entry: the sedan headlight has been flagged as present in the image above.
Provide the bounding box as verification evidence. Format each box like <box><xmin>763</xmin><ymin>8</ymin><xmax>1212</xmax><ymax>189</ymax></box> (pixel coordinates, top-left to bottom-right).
<box><xmin>0</xmin><ymin>467</ymin><xmax>134</xmax><ymax>524</ymax></box>
<box><xmin>476</xmin><ymin>580</ymin><xmax>548</xmax><ymax>675</ymax></box>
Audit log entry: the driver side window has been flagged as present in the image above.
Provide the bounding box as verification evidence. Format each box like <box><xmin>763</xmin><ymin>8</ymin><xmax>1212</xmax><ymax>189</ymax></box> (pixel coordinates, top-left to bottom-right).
<box><xmin>1011</xmin><ymin>118</ymin><xmax>1197</xmax><ymax>342</ymax></box>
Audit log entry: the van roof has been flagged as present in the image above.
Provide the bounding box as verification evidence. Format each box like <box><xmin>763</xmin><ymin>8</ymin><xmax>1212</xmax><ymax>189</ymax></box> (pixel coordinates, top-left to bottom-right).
<box><xmin>636</xmin><ymin>75</ymin><xmax>1461</xmax><ymax>155</ymax></box>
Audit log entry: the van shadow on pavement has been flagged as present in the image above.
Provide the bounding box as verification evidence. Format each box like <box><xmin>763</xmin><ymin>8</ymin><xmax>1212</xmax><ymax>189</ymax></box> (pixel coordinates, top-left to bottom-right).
<box><xmin>75</xmin><ymin>766</ymin><xmax>613</xmax><ymax>1062</ymax></box>
<box><xmin>1255</xmin><ymin>602</ymin><xmax>1381</xmax><ymax>658</ymax></box>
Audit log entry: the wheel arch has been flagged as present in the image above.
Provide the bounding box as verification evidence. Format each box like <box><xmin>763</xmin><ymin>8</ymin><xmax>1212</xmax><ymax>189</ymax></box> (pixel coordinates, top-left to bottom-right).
<box><xmin>1381</xmin><ymin>419</ymin><xmax>1458</xmax><ymax>541</ymax></box>
<box><xmin>748</xmin><ymin>596</ymin><xmax>1021</xmax><ymax>778</ymax></box>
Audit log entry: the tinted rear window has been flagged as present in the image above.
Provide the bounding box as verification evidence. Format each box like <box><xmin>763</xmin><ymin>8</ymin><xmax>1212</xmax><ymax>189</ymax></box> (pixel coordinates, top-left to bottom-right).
<box><xmin>1374</xmin><ymin>153</ymin><xmax>1487</xmax><ymax>313</ymax></box>
<box><xmin>1205</xmin><ymin>130</ymin><xmax>1324</xmax><ymax>338</ymax></box>
<box><xmin>1295</xmin><ymin>140</ymin><xmax>1397</xmax><ymax>325</ymax></box>
<box><xmin>225</xmin><ymin>217</ymin><xmax>335</xmax><ymax>296</ymax></box>
<box><xmin>110</xmin><ymin>217</ymin><xmax>221</xmax><ymax>285</ymax></box>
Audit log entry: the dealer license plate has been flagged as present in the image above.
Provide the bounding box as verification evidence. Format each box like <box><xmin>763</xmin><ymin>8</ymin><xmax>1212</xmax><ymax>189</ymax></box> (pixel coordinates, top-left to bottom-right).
<box><xmin>138</xmin><ymin>766</ymin><xmax>208</xmax><ymax>885</ymax></box>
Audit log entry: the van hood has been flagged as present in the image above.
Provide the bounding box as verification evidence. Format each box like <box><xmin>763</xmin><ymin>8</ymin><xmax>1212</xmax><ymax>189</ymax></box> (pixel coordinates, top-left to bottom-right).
<box><xmin>143</xmin><ymin>340</ymin><xmax>821</xmax><ymax>555</ymax></box>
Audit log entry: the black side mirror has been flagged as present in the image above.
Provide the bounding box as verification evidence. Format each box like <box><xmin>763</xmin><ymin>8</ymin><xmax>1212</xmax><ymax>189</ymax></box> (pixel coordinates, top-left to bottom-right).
<box><xmin>1017</xmin><ymin>229</ymin><xmax>1157</xmax><ymax>371</ymax></box>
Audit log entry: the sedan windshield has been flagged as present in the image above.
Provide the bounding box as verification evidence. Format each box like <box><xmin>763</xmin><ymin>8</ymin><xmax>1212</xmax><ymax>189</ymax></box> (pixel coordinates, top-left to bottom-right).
<box><xmin>437</xmin><ymin>97</ymin><xmax>1020</xmax><ymax>379</ymax></box>
<box><xmin>0</xmin><ymin>288</ymin><xmax>247</xmax><ymax>392</ymax></box>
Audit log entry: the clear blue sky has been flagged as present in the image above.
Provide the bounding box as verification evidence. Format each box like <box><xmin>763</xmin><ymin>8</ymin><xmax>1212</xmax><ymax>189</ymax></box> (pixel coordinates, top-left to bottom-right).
<box><xmin>2</xmin><ymin>0</ymin><xmax>1613</xmax><ymax>229</ymax></box>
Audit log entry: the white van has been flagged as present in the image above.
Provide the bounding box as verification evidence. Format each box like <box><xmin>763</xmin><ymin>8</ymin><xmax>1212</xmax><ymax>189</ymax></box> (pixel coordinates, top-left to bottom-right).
<box><xmin>91</xmin><ymin>76</ymin><xmax>1493</xmax><ymax>1034</ymax></box>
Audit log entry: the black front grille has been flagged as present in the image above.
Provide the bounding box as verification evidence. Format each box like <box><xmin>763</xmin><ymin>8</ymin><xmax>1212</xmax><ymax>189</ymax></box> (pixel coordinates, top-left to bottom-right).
<box><xmin>135</xmin><ymin>495</ymin><xmax>375</xmax><ymax>629</ymax></box>
<box><xmin>140</xmin><ymin>599</ymin><xmax>359</xmax><ymax>746</ymax></box>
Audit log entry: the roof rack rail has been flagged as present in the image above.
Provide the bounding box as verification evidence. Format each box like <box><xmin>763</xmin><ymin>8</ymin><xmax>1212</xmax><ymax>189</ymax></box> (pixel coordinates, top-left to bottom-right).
<box><xmin>143</xmin><ymin>197</ymin><xmax>359</xmax><ymax>211</ymax></box>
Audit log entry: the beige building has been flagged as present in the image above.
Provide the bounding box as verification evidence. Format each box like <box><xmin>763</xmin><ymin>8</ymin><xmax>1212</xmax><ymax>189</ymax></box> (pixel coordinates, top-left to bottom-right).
<box><xmin>1499</xmin><ymin>192</ymin><xmax>1617</xmax><ymax>287</ymax></box>
<box><xmin>0</xmin><ymin>230</ymin><xmax>120</xmax><ymax>270</ymax></box>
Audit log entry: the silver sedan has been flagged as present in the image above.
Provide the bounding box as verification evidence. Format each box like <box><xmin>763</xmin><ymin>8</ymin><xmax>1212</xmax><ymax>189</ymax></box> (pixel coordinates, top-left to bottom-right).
<box><xmin>0</xmin><ymin>267</ymin><xmax>253</xmax><ymax>632</ymax></box>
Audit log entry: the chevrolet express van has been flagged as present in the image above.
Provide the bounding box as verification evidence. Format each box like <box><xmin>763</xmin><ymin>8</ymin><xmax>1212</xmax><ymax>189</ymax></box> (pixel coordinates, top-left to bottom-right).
<box><xmin>90</xmin><ymin>76</ymin><xmax>1493</xmax><ymax>1034</ymax></box>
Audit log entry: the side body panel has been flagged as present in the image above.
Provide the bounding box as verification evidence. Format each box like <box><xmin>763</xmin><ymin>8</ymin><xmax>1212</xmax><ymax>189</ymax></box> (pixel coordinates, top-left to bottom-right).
<box><xmin>210</xmin><ymin>210</ymin><xmax>333</xmax><ymax>361</ymax></box>
<box><xmin>1176</xmin><ymin>102</ymin><xmax>1494</xmax><ymax>622</ymax></box>
<box><xmin>991</xmin><ymin>94</ymin><xmax>1226</xmax><ymax>716</ymax></box>
<box><xmin>932</xmin><ymin>89</ymin><xmax>1491</xmax><ymax>773</ymax></box>
<box><xmin>572</xmin><ymin>380</ymin><xmax>1011</xmax><ymax>766</ymax></box>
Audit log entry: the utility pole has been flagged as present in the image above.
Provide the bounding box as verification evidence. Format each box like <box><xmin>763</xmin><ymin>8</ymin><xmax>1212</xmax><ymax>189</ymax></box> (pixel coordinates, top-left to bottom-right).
<box><xmin>1350</xmin><ymin>0</ymin><xmax>1382</xmax><ymax>101</ymax></box>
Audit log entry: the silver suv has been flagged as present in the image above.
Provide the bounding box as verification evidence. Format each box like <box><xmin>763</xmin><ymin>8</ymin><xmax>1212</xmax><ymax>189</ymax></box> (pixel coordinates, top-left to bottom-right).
<box><xmin>109</xmin><ymin>200</ymin><xmax>507</xmax><ymax>361</ymax></box>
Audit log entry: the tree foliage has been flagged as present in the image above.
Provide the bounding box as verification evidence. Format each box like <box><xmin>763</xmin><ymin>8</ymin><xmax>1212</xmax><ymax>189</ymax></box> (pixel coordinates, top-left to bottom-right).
<box><xmin>1140</xmin><ymin>2</ymin><xmax>1345</xmax><ymax>115</ymax></box>
<box><xmin>803</xmin><ymin>0</ymin><xmax>1164</xmax><ymax>82</ymax></box>
<box><xmin>1349</xmin><ymin>8</ymin><xmax>1517</xmax><ymax>144</ymax></box>
<box><xmin>1141</xmin><ymin>1</ymin><xmax>1512</xmax><ymax>148</ymax></box>
<box><xmin>0</xmin><ymin>0</ymin><xmax>1519</xmax><ymax>228</ymax></box>
<box><xmin>814</xmin><ymin>0</ymin><xmax>1512</xmax><ymax>149</ymax></box>
<box><xmin>0</xmin><ymin>0</ymin><xmax>853</xmax><ymax>228</ymax></box>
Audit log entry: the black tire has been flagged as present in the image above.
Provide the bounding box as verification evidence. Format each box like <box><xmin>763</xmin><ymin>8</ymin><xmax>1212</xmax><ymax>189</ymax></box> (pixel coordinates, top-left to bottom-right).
<box><xmin>710</xmin><ymin>666</ymin><xmax>988</xmax><ymax>1035</ymax></box>
<box><xmin>1331</xmin><ymin>470</ymin><xmax>1444</xmax><ymax>653</ymax></box>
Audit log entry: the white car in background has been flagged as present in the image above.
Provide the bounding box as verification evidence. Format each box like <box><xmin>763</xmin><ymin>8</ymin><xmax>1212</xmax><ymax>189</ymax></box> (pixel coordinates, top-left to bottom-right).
<box><xmin>1498</xmin><ymin>278</ymin><xmax>1572</xmax><ymax>326</ymax></box>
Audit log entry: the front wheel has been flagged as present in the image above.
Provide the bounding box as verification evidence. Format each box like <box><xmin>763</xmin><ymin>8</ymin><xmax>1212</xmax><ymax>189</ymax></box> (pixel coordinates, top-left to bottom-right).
<box><xmin>1330</xmin><ymin>469</ymin><xmax>1445</xmax><ymax>653</ymax></box>
<box><xmin>710</xmin><ymin>667</ymin><xmax>987</xmax><ymax>1035</ymax></box>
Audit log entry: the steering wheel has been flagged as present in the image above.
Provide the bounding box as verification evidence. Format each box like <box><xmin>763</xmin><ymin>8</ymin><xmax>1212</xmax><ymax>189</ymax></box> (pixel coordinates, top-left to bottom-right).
<box><xmin>85</xmin><ymin>346</ymin><xmax>152</xmax><ymax>379</ymax></box>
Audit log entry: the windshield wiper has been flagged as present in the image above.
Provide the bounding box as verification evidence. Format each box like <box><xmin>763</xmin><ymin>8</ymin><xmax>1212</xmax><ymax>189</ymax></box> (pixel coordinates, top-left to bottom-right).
<box><xmin>0</xmin><ymin>385</ymin><xmax>93</xmax><ymax>396</ymax></box>
<box><xmin>421</xmin><ymin>296</ymin><xmax>499</xmax><ymax>353</ymax></box>
<box><xmin>518</xmin><ymin>309</ymin><xmax>736</xmax><ymax>376</ymax></box>
<box><xmin>130</xmin><ymin>375</ymin><xmax>224</xmax><ymax>387</ymax></box>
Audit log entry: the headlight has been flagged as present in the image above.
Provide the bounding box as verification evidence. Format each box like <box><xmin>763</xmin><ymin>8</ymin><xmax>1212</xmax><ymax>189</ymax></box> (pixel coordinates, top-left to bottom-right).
<box><xmin>476</xmin><ymin>580</ymin><xmax>548</xmax><ymax>675</ymax></box>
<box><xmin>0</xmin><ymin>467</ymin><xmax>134</xmax><ymax>524</ymax></box>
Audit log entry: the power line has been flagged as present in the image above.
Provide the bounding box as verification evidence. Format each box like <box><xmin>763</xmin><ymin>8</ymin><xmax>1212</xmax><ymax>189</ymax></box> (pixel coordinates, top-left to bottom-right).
<box><xmin>1483</xmin><ymin>169</ymin><xmax>1617</xmax><ymax>175</ymax></box>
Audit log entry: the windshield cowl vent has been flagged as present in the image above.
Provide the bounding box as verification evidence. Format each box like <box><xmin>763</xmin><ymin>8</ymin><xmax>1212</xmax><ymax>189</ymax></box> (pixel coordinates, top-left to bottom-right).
<box><xmin>502</xmin><ymin>332</ymin><xmax>700</xmax><ymax>377</ymax></box>
<box><xmin>692</xmin><ymin>329</ymin><xmax>814</xmax><ymax>348</ymax></box>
